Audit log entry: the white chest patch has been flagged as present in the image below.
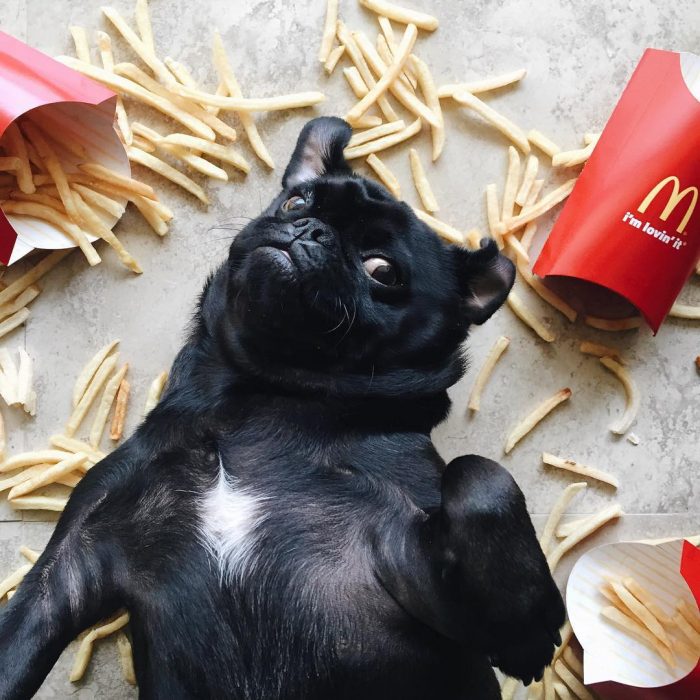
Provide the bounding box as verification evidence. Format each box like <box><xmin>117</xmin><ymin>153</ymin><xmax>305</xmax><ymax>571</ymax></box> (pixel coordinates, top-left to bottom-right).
<box><xmin>198</xmin><ymin>459</ymin><xmax>267</xmax><ymax>584</ymax></box>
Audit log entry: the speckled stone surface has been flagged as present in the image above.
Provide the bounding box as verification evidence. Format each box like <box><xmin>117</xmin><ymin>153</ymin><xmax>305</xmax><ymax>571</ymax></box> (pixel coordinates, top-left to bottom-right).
<box><xmin>0</xmin><ymin>0</ymin><xmax>698</xmax><ymax>697</ymax></box>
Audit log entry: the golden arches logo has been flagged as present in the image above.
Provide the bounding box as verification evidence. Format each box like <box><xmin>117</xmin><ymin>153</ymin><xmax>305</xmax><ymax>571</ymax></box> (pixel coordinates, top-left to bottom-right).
<box><xmin>638</xmin><ymin>176</ymin><xmax>697</xmax><ymax>234</ymax></box>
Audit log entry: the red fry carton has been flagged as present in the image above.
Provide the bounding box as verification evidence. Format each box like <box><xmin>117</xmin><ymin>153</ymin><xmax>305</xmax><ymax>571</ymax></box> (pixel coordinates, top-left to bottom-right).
<box><xmin>534</xmin><ymin>49</ymin><xmax>700</xmax><ymax>332</ymax></box>
<box><xmin>0</xmin><ymin>30</ymin><xmax>129</xmax><ymax>265</ymax></box>
<box><xmin>567</xmin><ymin>537</ymin><xmax>700</xmax><ymax>699</ymax></box>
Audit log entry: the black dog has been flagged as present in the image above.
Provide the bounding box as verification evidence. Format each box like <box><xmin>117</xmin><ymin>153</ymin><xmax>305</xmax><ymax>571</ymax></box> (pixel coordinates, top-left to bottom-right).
<box><xmin>0</xmin><ymin>117</ymin><xmax>564</xmax><ymax>699</ymax></box>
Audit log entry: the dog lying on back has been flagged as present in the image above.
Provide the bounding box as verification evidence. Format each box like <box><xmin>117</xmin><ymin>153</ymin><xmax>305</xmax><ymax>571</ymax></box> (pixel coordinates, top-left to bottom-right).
<box><xmin>0</xmin><ymin>117</ymin><xmax>564</xmax><ymax>699</ymax></box>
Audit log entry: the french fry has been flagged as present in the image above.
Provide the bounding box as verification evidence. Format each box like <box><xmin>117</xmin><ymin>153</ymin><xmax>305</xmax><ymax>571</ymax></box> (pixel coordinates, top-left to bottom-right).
<box><xmin>506</xmin><ymin>291</ymin><xmax>555</xmax><ymax>342</ymax></box>
<box><xmin>343</xmin><ymin>67</ymin><xmax>369</xmax><ymax>98</ymax></box>
<box><xmin>0</xmin><ymin>464</ymin><xmax>62</xmax><ymax>494</ymax></box>
<box><xmin>609</xmin><ymin>579</ymin><xmax>671</xmax><ymax>648</ymax></box>
<box><xmin>516</xmin><ymin>260</ymin><xmax>577</xmax><ymax>322</ymax></box>
<box><xmin>540</xmin><ymin>481</ymin><xmax>588</xmax><ymax>554</ymax></box>
<box><xmin>376</xmin><ymin>36</ymin><xmax>414</xmax><ymax>93</ymax></box>
<box><xmin>170</xmin><ymin>81</ymin><xmax>325</xmax><ymax>112</ymax></box>
<box><xmin>20</xmin><ymin>122</ymin><xmax>83</xmax><ymax>226</ymax></box>
<box><xmin>73</xmin><ymin>340</ymin><xmax>119</xmax><ymax>409</ymax></box>
<box><xmin>669</xmin><ymin>302</ymin><xmax>700</xmax><ymax>319</ymax></box>
<box><xmin>8</xmin><ymin>452</ymin><xmax>88</xmax><ymax>500</ymax></box>
<box><xmin>78</xmin><ymin>163</ymin><xmax>155</xmax><ymax>200</ymax></box>
<box><xmin>619</xmin><ymin>578</ymin><xmax>673</xmax><ymax>627</ymax></box>
<box><xmin>0</xmin><ymin>308</ymin><xmax>30</xmax><ymax>342</ymax></box>
<box><xmin>19</xmin><ymin>546</ymin><xmax>40</xmax><ymax>564</ymax></box>
<box><xmin>101</xmin><ymin>6</ymin><xmax>172</xmax><ymax>85</ymax></box>
<box><xmin>0</xmin><ymin>563</ymin><xmax>32</xmax><ymax>598</ymax></box>
<box><xmin>89</xmin><ymin>363</ymin><xmax>128</xmax><ymax>448</ymax></box>
<box><xmin>579</xmin><ymin>341</ymin><xmax>624</xmax><ymax>364</ymax></box>
<box><xmin>485</xmin><ymin>183</ymin><xmax>502</xmax><ymax>247</ymax></box>
<box><xmin>10</xmin><ymin>496</ymin><xmax>68</xmax><ymax>512</ymax></box>
<box><xmin>552</xmin><ymin>680</ymin><xmax>574</xmax><ymax>700</ymax></box>
<box><xmin>132</xmin><ymin>196</ymin><xmax>169</xmax><ymax>236</ymax></box>
<box><xmin>601</xmin><ymin>606</ymin><xmax>675</xmax><ymax>668</ymax></box>
<box><xmin>562</xmin><ymin>647</ymin><xmax>584</xmax><ymax>678</ymax></box>
<box><xmin>72</xmin><ymin>192</ymin><xmax>142</xmax><ymax>274</ymax></box>
<box><xmin>69</xmin><ymin>26</ymin><xmax>91</xmax><ymax>64</ymax></box>
<box><xmin>500</xmin><ymin>677</ymin><xmax>518</xmax><ymax>700</ymax></box>
<box><xmin>497</xmin><ymin>179</ymin><xmax>577</xmax><ymax>236</ymax></box>
<box><xmin>56</xmin><ymin>57</ymin><xmax>215</xmax><ymax>140</ymax></box>
<box><xmin>343</xmin><ymin>118</ymin><xmax>422</xmax><ymax>159</ymax></box>
<box><xmin>552</xmin><ymin>142</ymin><xmax>595</xmax><ymax>168</ymax></box>
<box><xmin>452</xmin><ymin>89</ymin><xmax>530</xmax><ymax>153</ymax></box>
<box><xmin>348</xmin><ymin>120</ymin><xmax>405</xmax><ymax>148</ymax></box>
<box><xmin>465</xmin><ymin>228</ymin><xmax>483</xmax><ymax>249</ymax></box>
<box><xmin>346</xmin><ymin>23</ymin><xmax>417</xmax><ymax>124</ymax></box>
<box><xmin>0</xmin><ymin>349</ymin><xmax>19</xmax><ymax>406</ymax></box>
<box><xmin>677</xmin><ymin>600</ymin><xmax>700</xmax><ymax>635</ymax></box>
<box><xmin>526</xmin><ymin>679</ymin><xmax>544</xmax><ymax>700</ymax></box>
<box><xmin>358</xmin><ymin>0</ymin><xmax>439</xmax><ymax>32</ymax></box>
<box><xmin>116</xmin><ymin>631</ymin><xmax>137</xmax><ymax>685</ymax></box>
<box><xmin>324</xmin><ymin>44</ymin><xmax>345</xmax><ymax>74</ymax></box>
<box><xmin>366</xmin><ymin>154</ymin><xmax>401</xmax><ymax>198</ymax></box>
<box><xmin>352</xmin><ymin>31</ymin><xmax>439</xmax><ymax>127</ymax></box>
<box><xmin>505</xmin><ymin>388</ymin><xmax>571</xmax><ymax>454</ymax></box>
<box><xmin>584</xmin><ymin>315</ymin><xmax>642</xmax><ymax>331</ymax></box>
<box><xmin>411</xmin><ymin>208</ymin><xmax>464</xmax><ymax>245</ymax></box>
<box><xmin>467</xmin><ymin>335</ymin><xmax>509</xmax><ymax>412</ymax></box>
<box><xmin>71</xmin><ymin>184</ymin><xmax>125</xmax><ymax>219</ymax></box>
<box><xmin>110</xmin><ymin>378</ymin><xmax>130</xmax><ymax>441</ymax></box>
<box><xmin>543</xmin><ymin>667</ymin><xmax>554</xmax><ymax>700</ymax></box>
<box><xmin>674</xmin><ymin>611</ymin><xmax>700</xmax><ymax>648</ymax></box>
<box><xmin>135</xmin><ymin>0</ymin><xmax>155</xmax><ymax>52</ymax></box>
<box><xmin>1</xmin><ymin>123</ymin><xmax>35</xmax><ymax>193</ymax></box>
<box><xmin>336</xmin><ymin>22</ymin><xmax>398</xmax><ymax>123</ymax></box>
<box><xmin>9</xmin><ymin>191</ymin><xmax>65</xmax><ymax>212</ymax></box>
<box><xmin>159</xmin><ymin>134</ymin><xmax>250</xmax><ymax>173</ymax></box>
<box><xmin>410</xmin><ymin>54</ymin><xmax>444</xmax><ymax>161</ymax></box>
<box><xmin>437</xmin><ymin>68</ymin><xmax>527</xmax><ymax>98</ymax></box>
<box><xmin>16</xmin><ymin>348</ymin><xmax>35</xmax><ymax>415</ymax></box>
<box><xmin>4</xmin><ymin>203</ymin><xmax>101</xmax><ymax>268</ymax></box>
<box><xmin>211</xmin><ymin>32</ymin><xmax>274</xmax><ymax>168</ymax></box>
<box><xmin>0</xmin><ymin>156</ymin><xmax>21</xmax><ymax>172</ymax></box>
<box><xmin>501</xmin><ymin>146</ymin><xmax>521</xmax><ymax>220</ymax></box>
<box><xmin>319</xmin><ymin>0</ymin><xmax>339</xmax><ymax>62</ymax></box>
<box><xmin>408</xmin><ymin>148</ymin><xmax>439</xmax><ymax>212</ymax></box>
<box><xmin>0</xmin><ymin>449</ymin><xmax>75</xmax><ymax>473</ymax></box>
<box><xmin>70</xmin><ymin>611</ymin><xmax>130</xmax><ymax>682</ymax></box>
<box><xmin>66</xmin><ymin>354</ymin><xmax>119</xmax><ymax>437</ymax></box>
<box><xmin>505</xmin><ymin>236</ymin><xmax>529</xmax><ymax>261</ymax></box>
<box><xmin>599</xmin><ymin>357</ymin><xmax>639</xmax><ymax>435</ymax></box>
<box><xmin>127</xmin><ymin>147</ymin><xmax>209</xmax><ymax>204</ymax></box>
<box><xmin>159</xmin><ymin>143</ymin><xmax>228</xmax><ymax>181</ymax></box>
<box><xmin>542</xmin><ymin>452</ymin><xmax>619</xmax><ymax>488</ymax></box>
<box><xmin>49</xmin><ymin>435</ymin><xmax>105</xmax><ymax>464</ymax></box>
<box><xmin>144</xmin><ymin>370</ymin><xmax>168</xmax><ymax>414</ymax></box>
<box><xmin>527</xmin><ymin>129</ymin><xmax>561</xmax><ymax>158</ymax></box>
<box><xmin>547</xmin><ymin>504</ymin><xmax>623</xmax><ymax>572</ymax></box>
<box><xmin>515</xmin><ymin>155</ymin><xmax>539</xmax><ymax>207</ymax></box>
<box><xmin>583</xmin><ymin>132</ymin><xmax>601</xmax><ymax>146</ymax></box>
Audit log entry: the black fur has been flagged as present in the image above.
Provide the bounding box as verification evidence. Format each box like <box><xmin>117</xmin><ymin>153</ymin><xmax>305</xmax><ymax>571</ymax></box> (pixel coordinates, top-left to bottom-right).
<box><xmin>0</xmin><ymin>117</ymin><xmax>564</xmax><ymax>699</ymax></box>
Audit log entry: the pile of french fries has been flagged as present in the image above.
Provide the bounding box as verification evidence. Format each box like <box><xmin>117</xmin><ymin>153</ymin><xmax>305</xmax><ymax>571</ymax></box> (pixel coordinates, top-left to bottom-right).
<box><xmin>600</xmin><ymin>576</ymin><xmax>700</xmax><ymax>670</ymax></box>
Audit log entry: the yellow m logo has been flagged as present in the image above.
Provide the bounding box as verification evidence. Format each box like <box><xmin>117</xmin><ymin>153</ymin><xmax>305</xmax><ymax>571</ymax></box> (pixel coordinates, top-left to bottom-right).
<box><xmin>638</xmin><ymin>176</ymin><xmax>697</xmax><ymax>234</ymax></box>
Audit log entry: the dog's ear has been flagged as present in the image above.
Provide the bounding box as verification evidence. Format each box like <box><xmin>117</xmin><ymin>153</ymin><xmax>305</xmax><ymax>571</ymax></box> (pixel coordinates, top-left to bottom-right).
<box><xmin>282</xmin><ymin>117</ymin><xmax>353</xmax><ymax>189</ymax></box>
<box><xmin>453</xmin><ymin>239</ymin><xmax>515</xmax><ymax>324</ymax></box>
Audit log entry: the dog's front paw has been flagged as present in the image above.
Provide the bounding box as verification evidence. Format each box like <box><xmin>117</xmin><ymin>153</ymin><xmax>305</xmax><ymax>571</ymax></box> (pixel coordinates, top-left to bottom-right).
<box><xmin>487</xmin><ymin>578</ymin><xmax>566</xmax><ymax>684</ymax></box>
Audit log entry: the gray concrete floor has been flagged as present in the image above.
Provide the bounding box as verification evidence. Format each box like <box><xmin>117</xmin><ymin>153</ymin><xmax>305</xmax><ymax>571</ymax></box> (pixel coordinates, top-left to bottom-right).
<box><xmin>1</xmin><ymin>0</ymin><xmax>699</xmax><ymax>696</ymax></box>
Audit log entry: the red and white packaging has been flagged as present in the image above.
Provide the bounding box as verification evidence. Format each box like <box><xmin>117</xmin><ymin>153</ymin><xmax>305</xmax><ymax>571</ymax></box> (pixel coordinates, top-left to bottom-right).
<box><xmin>0</xmin><ymin>30</ymin><xmax>129</xmax><ymax>265</ymax></box>
<box><xmin>567</xmin><ymin>537</ymin><xmax>700</xmax><ymax>699</ymax></box>
<box><xmin>534</xmin><ymin>49</ymin><xmax>700</xmax><ymax>332</ymax></box>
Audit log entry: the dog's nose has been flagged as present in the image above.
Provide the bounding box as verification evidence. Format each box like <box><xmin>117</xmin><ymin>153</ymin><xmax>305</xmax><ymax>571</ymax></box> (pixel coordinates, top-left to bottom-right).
<box><xmin>291</xmin><ymin>218</ymin><xmax>332</xmax><ymax>245</ymax></box>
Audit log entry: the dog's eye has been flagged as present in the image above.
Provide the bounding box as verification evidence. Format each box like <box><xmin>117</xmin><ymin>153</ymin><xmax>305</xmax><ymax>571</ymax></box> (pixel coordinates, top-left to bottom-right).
<box><xmin>363</xmin><ymin>257</ymin><xmax>398</xmax><ymax>286</ymax></box>
<box><xmin>282</xmin><ymin>195</ymin><xmax>306</xmax><ymax>212</ymax></box>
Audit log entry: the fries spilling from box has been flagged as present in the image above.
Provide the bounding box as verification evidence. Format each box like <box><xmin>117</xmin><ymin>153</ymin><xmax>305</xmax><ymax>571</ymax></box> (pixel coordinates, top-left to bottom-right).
<box><xmin>567</xmin><ymin>537</ymin><xmax>700</xmax><ymax>699</ymax></box>
<box><xmin>0</xmin><ymin>30</ymin><xmax>132</xmax><ymax>266</ymax></box>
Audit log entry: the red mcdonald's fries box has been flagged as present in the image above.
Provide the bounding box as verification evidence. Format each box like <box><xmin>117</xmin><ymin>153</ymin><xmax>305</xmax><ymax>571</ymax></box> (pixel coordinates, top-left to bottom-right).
<box><xmin>567</xmin><ymin>537</ymin><xmax>700</xmax><ymax>699</ymax></box>
<box><xmin>0</xmin><ymin>30</ymin><xmax>128</xmax><ymax>265</ymax></box>
<box><xmin>534</xmin><ymin>49</ymin><xmax>700</xmax><ymax>333</ymax></box>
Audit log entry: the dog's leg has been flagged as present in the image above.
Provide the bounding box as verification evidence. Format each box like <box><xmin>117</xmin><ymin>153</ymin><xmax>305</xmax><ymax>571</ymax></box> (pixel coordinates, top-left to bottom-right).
<box><xmin>374</xmin><ymin>454</ymin><xmax>565</xmax><ymax>685</ymax></box>
<box><xmin>0</xmin><ymin>494</ymin><xmax>121</xmax><ymax>698</ymax></box>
